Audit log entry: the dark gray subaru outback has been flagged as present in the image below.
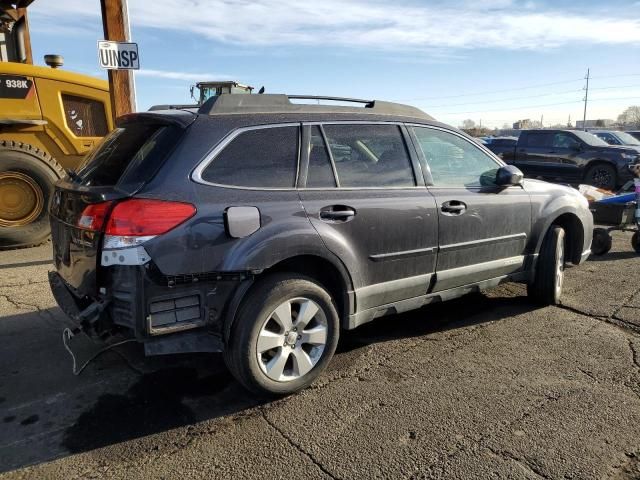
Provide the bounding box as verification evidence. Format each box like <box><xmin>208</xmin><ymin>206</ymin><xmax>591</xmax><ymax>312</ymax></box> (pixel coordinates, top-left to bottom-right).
<box><xmin>49</xmin><ymin>94</ymin><xmax>593</xmax><ymax>395</ymax></box>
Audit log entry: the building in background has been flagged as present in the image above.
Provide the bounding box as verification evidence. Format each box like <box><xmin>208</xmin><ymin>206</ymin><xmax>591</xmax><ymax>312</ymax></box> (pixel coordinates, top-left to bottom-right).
<box><xmin>513</xmin><ymin>119</ymin><xmax>532</xmax><ymax>129</ymax></box>
<box><xmin>576</xmin><ymin>119</ymin><xmax>615</xmax><ymax>129</ymax></box>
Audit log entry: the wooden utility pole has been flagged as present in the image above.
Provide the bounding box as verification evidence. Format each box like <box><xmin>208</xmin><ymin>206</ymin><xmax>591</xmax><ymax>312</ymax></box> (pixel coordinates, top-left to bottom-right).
<box><xmin>100</xmin><ymin>0</ymin><xmax>136</xmax><ymax>121</ymax></box>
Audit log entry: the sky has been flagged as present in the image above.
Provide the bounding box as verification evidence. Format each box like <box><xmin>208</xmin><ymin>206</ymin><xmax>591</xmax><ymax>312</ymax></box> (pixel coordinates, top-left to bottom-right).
<box><xmin>27</xmin><ymin>0</ymin><xmax>640</xmax><ymax>129</ymax></box>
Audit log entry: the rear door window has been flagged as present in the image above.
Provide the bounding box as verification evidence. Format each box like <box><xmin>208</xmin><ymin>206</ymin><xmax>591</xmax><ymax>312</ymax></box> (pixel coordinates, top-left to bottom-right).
<box><xmin>74</xmin><ymin>122</ymin><xmax>182</xmax><ymax>192</ymax></box>
<box><xmin>322</xmin><ymin>124</ymin><xmax>415</xmax><ymax>188</ymax></box>
<box><xmin>524</xmin><ymin>132</ymin><xmax>552</xmax><ymax>148</ymax></box>
<box><xmin>201</xmin><ymin>126</ymin><xmax>299</xmax><ymax>188</ymax></box>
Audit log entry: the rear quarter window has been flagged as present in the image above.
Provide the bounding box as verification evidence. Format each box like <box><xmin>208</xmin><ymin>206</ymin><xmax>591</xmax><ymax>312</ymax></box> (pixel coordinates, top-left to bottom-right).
<box><xmin>74</xmin><ymin>122</ymin><xmax>182</xmax><ymax>191</ymax></box>
<box><xmin>201</xmin><ymin>126</ymin><xmax>299</xmax><ymax>188</ymax></box>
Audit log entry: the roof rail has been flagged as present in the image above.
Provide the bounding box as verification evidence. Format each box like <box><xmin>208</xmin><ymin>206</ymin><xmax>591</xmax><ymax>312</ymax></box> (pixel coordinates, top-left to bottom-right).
<box><xmin>197</xmin><ymin>94</ymin><xmax>433</xmax><ymax>120</ymax></box>
<box><xmin>288</xmin><ymin>95</ymin><xmax>374</xmax><ymax>106</ymax></box>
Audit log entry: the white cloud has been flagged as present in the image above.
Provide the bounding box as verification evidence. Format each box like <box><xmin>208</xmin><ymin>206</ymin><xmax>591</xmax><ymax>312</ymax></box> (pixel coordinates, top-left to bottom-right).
<box><xmin>136</xmin><ymin>69</ymin><xmax>231</xmax><ymax>82</ymax></box>
<box><xmin>30</xmin><ymin>0</ymin><xmax>640</xmax><ymax>51</ymax></box>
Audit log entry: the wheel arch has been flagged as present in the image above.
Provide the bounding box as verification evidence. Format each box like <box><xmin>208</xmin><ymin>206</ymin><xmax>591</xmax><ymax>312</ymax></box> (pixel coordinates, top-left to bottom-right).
<box><xmin>222</xmin><ymin>253</ymin><xmax>355</xmax><ymax>342</ymax></box>
<box><xmin>538</xmin><ymin>211</ymin><xmax>585</xmax><ymax>265</ymax></box>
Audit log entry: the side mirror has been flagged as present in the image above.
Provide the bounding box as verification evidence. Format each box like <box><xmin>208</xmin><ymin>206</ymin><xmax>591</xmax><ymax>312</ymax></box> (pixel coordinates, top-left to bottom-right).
<box><xmin>496</xmin><ymin>165</ymin><xmax>524</xmax><ymax>186</ymax></box>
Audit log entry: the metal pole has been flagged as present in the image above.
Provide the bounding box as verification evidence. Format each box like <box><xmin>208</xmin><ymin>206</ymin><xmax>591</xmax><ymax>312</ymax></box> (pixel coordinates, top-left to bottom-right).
<box><xmin>582</xmin><ymin>68</ymin><xmax>590</xmax><ymax>131</ymax></box>
<box><xmin>100</xmin><ymin>0</ymin><xmax>136</xmax><ymax>123</ymax></box>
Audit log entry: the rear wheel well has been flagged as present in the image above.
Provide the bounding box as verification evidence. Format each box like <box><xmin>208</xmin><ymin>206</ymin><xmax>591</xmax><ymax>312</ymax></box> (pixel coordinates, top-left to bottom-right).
<box><xmin>262</xmin><ymin>256</ymin><xmax>350</xmax><ymax>324</ymax></box>
<box><xmin>550</xmin><ymin>213</ymin><xmax>584</xmax><ymax>265</ymax></box>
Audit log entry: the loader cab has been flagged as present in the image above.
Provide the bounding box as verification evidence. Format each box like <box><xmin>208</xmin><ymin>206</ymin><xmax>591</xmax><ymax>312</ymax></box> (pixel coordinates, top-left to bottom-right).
<box><xmin>191</xmin><ymin>81</ymin><xmax>254</xmax><ymax>106</ymax></box>
<box><xmin>1</xmin><ymin>1</ymin><xmax>33</xmax><ymax>63</ymax></box>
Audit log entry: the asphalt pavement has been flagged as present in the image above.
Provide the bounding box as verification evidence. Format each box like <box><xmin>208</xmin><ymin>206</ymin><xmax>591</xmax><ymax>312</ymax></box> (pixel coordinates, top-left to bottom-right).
<box><xmin>0</xmin><ymin>233</ymin><xmax>639</xmax><ymax>479</ymax></box>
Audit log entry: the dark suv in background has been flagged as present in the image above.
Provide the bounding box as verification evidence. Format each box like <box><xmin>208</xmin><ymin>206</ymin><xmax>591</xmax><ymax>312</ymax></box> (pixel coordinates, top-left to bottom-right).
<box><xmin>499</xmin><ymin>129</ymin><xmax>639</xmax><ymax>190</ymax></box>
<box><xmin>49</xmin><ymin>95</ymin><xmax>593</xmax><ymax>395</ymax></box>
<box><xmin>591</xmin><ymin>130</ymin><xmax>640</xmax><ymax>148</ymax></box>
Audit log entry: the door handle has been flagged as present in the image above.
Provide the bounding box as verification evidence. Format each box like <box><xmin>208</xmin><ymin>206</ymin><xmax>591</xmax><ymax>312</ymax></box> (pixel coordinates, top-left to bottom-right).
<box><xmin>319</xmin><ymin>206</ymin><xmax>356</xmax><ymax>222</ymax></box>
<box><xmin>441</xmin><ymin>200</ymin><xmax>467</xmax><ymax>215</ymax></box>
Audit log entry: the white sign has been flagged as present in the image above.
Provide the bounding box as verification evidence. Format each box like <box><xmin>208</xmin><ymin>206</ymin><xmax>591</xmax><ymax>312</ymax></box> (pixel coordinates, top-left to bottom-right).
<box><xmin>98</xmin><ymin>41</ymin><xmax>139</xmax><ymax>70</ymax></box>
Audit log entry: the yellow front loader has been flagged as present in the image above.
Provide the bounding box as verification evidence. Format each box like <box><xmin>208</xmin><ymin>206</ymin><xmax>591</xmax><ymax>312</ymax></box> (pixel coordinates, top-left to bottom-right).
<box><xmin>1</xmin><ymin>1</ymin><xmax>112</xmax><ymax>248</ymax></box>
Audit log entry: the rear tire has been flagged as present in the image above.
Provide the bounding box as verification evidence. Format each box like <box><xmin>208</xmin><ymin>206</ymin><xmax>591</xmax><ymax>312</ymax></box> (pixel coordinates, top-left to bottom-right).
<box><xmin>584</xmin><ymin>163</ymin><xmax>616</xmax><ymax>191</ymax></box>
<box><xmin>528</xmin><ymin>226</ymin><xmax>566</xmax><ymax>305</ymax></box>
<box><xmin>591</xmin><ymin>227</ymin><xmax>612</xmax><ymax>256</ymax></box>
<box><xmin>0</xmin><ymin>141</ymin><xmax>64</xmax><ymax>249</ymax></box>
<box><xmin>224</xmin><ymin>273</ymin><xmax>340</xmax><ymax>395</ymax></box>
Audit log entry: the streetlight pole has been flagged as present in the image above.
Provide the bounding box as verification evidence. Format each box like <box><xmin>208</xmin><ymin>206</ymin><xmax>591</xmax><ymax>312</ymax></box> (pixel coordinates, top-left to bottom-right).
<box><xmin>582</xmin><ymin>68</ymin><xmax>590</xmax><ymax>131</ymax></box>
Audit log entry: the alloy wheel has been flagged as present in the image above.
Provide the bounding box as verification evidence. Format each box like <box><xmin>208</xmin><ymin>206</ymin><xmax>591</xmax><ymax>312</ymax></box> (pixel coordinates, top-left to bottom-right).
<box><xmin>591</xmin><ymin>168</ymin><xmax>613</xmax><ymax>189</ymax></box>
<box><xmin>256</xmin><ymin>297</ymin><xmax>328</xmax><ymax>382</ymax></box>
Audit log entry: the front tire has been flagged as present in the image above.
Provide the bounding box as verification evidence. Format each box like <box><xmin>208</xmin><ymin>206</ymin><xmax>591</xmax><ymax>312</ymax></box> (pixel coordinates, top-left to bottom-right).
<box><xmin>591</xmin><ymin>227</ymin><xmax>612</xmax><ymax>256</ymax></box>
<box><xmin>584</xmin><ymin>163</ymin><xmax>616</xmax><ymax>191</ymax></box>
<box><xmin>528</xmin><ymin>226</ymin><xmax>566</xmax><ymax>305</ymax></box>
<box><xmin>224</xmin><ymin>274</ymin><xmax>340</xmax><ymax>395</ymax></box>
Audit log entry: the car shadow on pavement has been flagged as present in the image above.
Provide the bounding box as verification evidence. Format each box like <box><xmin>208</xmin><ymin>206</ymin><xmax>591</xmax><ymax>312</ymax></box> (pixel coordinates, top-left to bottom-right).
<box><xmin>338</xmin><ymin>290</ymin><xmax>533</xmax><ymax>354</ymax></box>
<box><xmin>0</xmin><ymin>287</ymin><xmax>538</xmax><ymax>472</ymax></box>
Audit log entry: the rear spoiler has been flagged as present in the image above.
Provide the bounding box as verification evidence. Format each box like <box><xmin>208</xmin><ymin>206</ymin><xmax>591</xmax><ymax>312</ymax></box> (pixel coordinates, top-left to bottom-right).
<box><xmin>116</xmin><ymin>110</ymin><xmax>197</xmax><ymax>129</ymax></box>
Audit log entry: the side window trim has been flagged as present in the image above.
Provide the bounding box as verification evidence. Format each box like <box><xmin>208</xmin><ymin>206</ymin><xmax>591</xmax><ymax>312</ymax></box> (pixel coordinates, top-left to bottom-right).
<box><xmin>405</xmin><ymin>125</ymin><xmax>434</xmax><ymax>186</ymax></box>
<box><xmin>298</xmin><ymin>125</ymin><xmax>311</xmax><ymax>188</ymax></box>
<box><xmin>318</xmin><ymin>124</ymin><xmax>341</xmax><ymax>188</ymax></box>
<box><xmin>400</xmin><ymin>125</ymin><xmax>425</xmax><ymax>187</ymax></box>
<box><xmin>191</xmin><ymin>122</ymin><xmax>301</xmax><ymax>190</ymax></box>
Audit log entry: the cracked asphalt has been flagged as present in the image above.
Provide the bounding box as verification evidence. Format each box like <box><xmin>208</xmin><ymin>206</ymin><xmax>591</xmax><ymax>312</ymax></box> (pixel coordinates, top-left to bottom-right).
<box><xmin>0</xmin><ymin>232</ymin><xmax>639</xmax><ymax>479</ymax></box>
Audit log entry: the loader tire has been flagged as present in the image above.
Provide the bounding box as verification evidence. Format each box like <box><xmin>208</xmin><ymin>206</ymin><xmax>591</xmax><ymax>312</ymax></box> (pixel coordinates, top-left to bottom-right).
<box><xmin>0</xmin><ymin>140</ymin><xmax>65</xmax><ymax>250</ymax></box>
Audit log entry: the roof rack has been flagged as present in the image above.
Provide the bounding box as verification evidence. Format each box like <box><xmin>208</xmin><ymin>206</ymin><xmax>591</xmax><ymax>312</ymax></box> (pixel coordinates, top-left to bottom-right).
<box><xmin>197</xmin><ymin>94</ymin><xmax>433</xmax><ymax>120</ymax></box>
<box><xmin>288</xmin><ymin>95</ymin><xmax>374</xmax><ymax>106</ymax></box>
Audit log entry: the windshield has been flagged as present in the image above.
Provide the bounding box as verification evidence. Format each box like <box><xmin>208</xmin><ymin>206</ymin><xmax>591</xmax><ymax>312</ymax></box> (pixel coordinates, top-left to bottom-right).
<box><xmin>572</xmin><ymin>130</ymin><xmax>609</xmax><ymax>146</ymax></box>
<box><xmin>614</xmin><ymin>131</ymin><xmax>640</xmax><ymax>145</ymax></box>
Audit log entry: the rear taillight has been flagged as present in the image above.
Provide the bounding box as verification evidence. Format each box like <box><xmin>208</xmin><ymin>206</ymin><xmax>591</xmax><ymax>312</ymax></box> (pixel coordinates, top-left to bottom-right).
<box><xmin>77</xmin><ymin>201</ymin><xmax>113</xmax><ymax>231</ymax></box>
<box><xmin>104</xmin><ymin>199</ymin><xmax>196</xmax><ymax>236</ymax></box>
<box><xmin>102</xmin><ymin>198</ymin><xmax>196</xmax><ymax>250</ymax></box>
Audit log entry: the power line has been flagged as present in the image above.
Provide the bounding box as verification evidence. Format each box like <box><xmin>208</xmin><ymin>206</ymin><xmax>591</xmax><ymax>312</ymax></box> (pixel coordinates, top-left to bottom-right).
<box><xmin>426</xmin><ymin>84</ymin><xmax>640</xmax><ymax>110</ymax></box>
<box><xmin>426</xmin><ymin>88</ymin><xmax>582</xmax><ymax>109</ymax></box>
<box><xmin>590</xmin><ymin>83</ymin><xmax>640</xmax><ymax>91</ymax></box>
<box><xmin>437</xmin><ymin>95</ymin><xmax>640</xmax><ymax>116</ymax></box>
<box><xmin>438</xmin><ymin>100</ymin><xmax>582</xmax><ymax>115</ymax></box>
<box><xmin>397</xmin><ymin>72</ymin><xmax>640</xmax><ymax>103</ymax></box>
<box><xmin>590</xmin><ymin>72</ymin><xmax>640</xmax><ymax>80</ymax></box>
<box><xmin>397</xmin><ymin>77</ymin><xmax>584</xmax><ymax>101</ymax></box>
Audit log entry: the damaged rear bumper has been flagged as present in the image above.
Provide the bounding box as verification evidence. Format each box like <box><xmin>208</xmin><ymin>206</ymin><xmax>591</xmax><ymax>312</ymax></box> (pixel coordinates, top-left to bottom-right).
<box><xmin>48</xmin><ymin>266</ymin><xmax>251</xmax><ymax>355</ymax></box>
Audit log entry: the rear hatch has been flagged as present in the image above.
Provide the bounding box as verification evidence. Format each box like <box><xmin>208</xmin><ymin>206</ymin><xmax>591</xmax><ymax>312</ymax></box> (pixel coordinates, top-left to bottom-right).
<box><xmin>50</xmin><ymin>112</ymin><xmax>194</xmax><ymax>297</ymax></box>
